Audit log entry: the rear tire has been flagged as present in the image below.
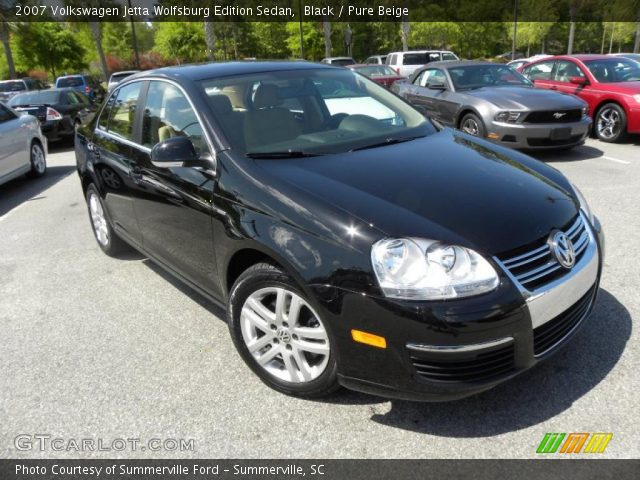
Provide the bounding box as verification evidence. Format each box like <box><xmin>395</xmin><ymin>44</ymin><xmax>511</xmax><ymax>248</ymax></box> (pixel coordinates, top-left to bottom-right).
<box><xmin>27</xmin><ymin>141</ymin><xmax>46</xmax><ymax>178</ymax></box>
<box><xmin>85</xmin><ymin>184</ymin><xmax>129</xmax><ymax>257</ymax></box>
<box><xmin>595</xmin><ymin>103</ymin><xmax>627</xmax><ymax>143</ymax></box>
<box><xmin>228</xmin><ymin>262</ymin><xmax>339</xmax><ymax>398</ymax></box>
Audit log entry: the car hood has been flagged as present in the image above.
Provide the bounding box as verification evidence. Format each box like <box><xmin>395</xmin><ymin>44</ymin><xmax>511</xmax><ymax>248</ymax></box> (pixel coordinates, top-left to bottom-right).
<box><xmin>257</xmin><ymin>129</ymin><xmax>578</xmax><ymax>256</ymax></box>
<box><xmin>464</xmin><ymin>86</ymin><xmax>585</xmax><ymax>110</ymax></box>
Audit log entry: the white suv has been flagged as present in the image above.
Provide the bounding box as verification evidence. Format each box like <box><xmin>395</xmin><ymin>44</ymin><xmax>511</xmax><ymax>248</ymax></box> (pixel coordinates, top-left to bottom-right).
<box><xmin>386</xmin><ymin>50</ymin><xmax>459</xmax><ymax>77</ymax></box>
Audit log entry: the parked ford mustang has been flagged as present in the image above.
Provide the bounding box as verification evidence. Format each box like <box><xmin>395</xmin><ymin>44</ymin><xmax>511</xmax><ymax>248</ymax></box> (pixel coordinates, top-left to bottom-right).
<box><xmin>520</xmin><ymin>54</ymin><xmax>640</xmax><ymax>142</ymax></box>
<box><xmin>9</xmin><ymin>88</ymin><xmax>96</xmax><ymax>143</ymax></box>
<box><xmin>0</xmin><ymin>102</ymin><xmax>47</xmax><ymax>186</ymax></box>
<box><xmin>393</xmin><ymin>60</ymin><xmax>591</xmax><ymax>150</ymax></box>
<box><xmin>75</xmin><ymin>62</ymin><xmax>603</xmax><ymax>401</ymax></box>
<box><xmin>348</xmin><ymin>64</ymin><xmax>405</xmax><ymax>88</ymax></box>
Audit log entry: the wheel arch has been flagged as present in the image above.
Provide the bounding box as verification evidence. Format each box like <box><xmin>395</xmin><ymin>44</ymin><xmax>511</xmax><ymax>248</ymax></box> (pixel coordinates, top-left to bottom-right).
<box><xmin>456</xmin><ymin>107</ymin><xmax>482</xmax><ymax>129</ymax></box>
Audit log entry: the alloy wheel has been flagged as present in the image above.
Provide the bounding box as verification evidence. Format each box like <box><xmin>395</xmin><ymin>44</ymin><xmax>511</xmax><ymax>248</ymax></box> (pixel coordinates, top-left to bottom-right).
<box><xmin>31</xmin><ymin>144</ymin><xmax>46</xmax><ymax>174</ymax></box>
<box><xmin>88</xmin><ymin>193</ymin><xmax>109</xmax><ymax>247</ymax></box>
<box><xmin>596</xmin><ymin>107</ymin><xmax>621</xmax><ymax>140</ymax></box>
<box><xmin>461</xmin><ymin>118</ymin><xmax>480</xmax><ymax>136</ymax></box>
<box><xmin>240</xmin><ymin>287</ymin><xmax>330</xmax><ymax>384</ymax></box>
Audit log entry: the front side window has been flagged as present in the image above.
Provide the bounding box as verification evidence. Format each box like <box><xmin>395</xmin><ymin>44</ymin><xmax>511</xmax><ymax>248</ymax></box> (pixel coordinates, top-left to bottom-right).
<box><xmin>142</xmin><ymin>81</ymin><xmax>207</xmax><ymax>154</ymax></box>
<box><xmin>199</xmin><ymin>68</ymin><xmax>432</xmax><ymax>156</ymax></box>
<box><xmin>105</xmin><ymin>82</ymin><xmax>142</xmax><ymax>140</ymax></box>
<box><xmin>448</xmin><ymin>65</ymin><xmax>532</xmax><ymax>90</ymax></box>
<box><xmin>584</xmin><ymin>59</ymin><xmax>640</xmax><ymax>83</ymax></box>
<box><xmin>415</xmin><ymin>69</ymin><xmax>447</xmax><ymax>87</ymax></box>
<box><xmin>554</xmin><ymin>60</ymin><xmax>585</xmax><ymax>82</ymax></box>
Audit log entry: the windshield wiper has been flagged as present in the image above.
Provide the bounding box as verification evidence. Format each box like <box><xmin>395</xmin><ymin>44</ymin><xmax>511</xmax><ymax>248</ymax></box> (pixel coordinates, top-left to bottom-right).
<box><xmin>245</xmin><ymin>151</ymin><xmax>324</xmax><ymax>159</ymax></box>
<box><xmin>350</xmin><ymin>135</ymin><xmax>425</xmax><ymax>152</ymax></box>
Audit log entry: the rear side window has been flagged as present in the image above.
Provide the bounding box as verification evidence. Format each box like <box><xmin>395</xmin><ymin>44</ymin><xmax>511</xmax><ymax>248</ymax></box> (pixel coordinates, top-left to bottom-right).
<box><xmin>387</xmin><ymin>54</ymin><xmax>396</xmax><ymax>65</ymax></box>
<box><xmin>522</xmin><ymin>61</ymin><xmax>555</xmax><ymax>81</ymax></box>
<box><xmin>442</xmin><ymin>53</ymin><xmax>458</xmax><ymax>61</ymax></box>
<box><xmin>102</xmin><ymin>82</ymin><xmax>142</xmax><ymax>140</ymax></box>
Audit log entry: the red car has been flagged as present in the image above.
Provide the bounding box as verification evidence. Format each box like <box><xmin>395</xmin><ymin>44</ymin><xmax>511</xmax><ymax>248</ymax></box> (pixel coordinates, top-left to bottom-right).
<box><xmin>519</xmin><ymin>54</ymin><xmax>640</xmax><ymax>142</ymax></box>
<box><xmin>347</xmin><ymin>64</ymin><xmax>405</xmax><ymax>89</ymax></box>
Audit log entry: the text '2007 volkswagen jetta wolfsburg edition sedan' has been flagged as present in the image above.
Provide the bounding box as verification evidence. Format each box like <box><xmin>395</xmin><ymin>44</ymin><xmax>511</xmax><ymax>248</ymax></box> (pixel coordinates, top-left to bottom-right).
<box><xmin>75</xmin><ymin>62</ymin><xmax>604</xmax><ymax>401</ymax></box>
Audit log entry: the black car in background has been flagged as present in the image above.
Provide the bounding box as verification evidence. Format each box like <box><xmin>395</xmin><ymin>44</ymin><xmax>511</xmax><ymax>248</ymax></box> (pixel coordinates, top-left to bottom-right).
<box><xmin>10</xmin><ymin>88</ymin><xmax>96</xmax><ymax>142</ymax></box>
<box><xmin>75</xmin><ymin>62</ymin><xmax>603</xmax><ymax>401</ymax></box>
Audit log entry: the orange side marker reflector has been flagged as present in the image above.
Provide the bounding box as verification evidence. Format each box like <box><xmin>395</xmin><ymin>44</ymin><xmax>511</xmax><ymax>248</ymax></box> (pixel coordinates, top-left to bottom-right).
<box><xmin>487</xmin><ymin>133</ymin><xmax>500</xmax><ymax>139</ymax></box>
<box><xmin>351</xmin><ymin>329</ymin><xmax>387</xmax><ymax>349</ymax></box>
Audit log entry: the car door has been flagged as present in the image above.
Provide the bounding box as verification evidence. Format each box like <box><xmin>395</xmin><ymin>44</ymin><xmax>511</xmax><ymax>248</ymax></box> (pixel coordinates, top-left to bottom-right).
<box><xmin>129</xmin><ymin>79</ymin><xmax>219</xmax><ymax>294</ymax></box>
<box><xmin>0</xmin><ymin>103</ymin><xmax>27</xmax><ymax>180</ymax></box>
<box><xmin>551</xmin><ymin>59</ymin><xmax>598</xmax><ymax>110</ymax></box>
<box><xmin>90</xmin><ymin>81</ymin><xmax>145</xmax><ymax>246</ymax></box>
<box><xmin>406</xmin><ymin>69</ymin><xmax>450</xmax><ymax>123</ymax></box>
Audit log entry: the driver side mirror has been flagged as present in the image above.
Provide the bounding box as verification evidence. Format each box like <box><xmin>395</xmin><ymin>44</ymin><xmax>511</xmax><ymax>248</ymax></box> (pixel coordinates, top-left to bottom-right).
<box><xmin>570</xmin><ymin>76</ymin><xmax>588</xmax><ymax>85</ymax></box>
<box><xmin>427</xmin><ymin>82</ymin><xmax>447</xmax><ymax>90</ymax></box>
<box><xmin>150</xmin><ymin>136</ymin><xmax>216</xmax><ymax>176</ymax></box>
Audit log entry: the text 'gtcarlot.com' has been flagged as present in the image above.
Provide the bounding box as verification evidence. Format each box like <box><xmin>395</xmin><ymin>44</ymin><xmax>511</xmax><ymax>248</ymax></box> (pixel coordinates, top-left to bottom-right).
<box><xmin>14</xmin><ymin>434</ymin><xmax>195</xmax><ymax>452</ymax></box>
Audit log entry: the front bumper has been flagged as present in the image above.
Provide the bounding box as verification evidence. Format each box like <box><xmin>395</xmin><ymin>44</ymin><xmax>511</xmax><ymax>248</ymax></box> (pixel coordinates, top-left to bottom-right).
<box><xmin>309</xmin><ymin>215</ymin><xmax>604</xmax><ymax>402</ymax></box>
<box><xmin>487</xmin><ymin>117</ymin><xmax>592</xmax><ymax>150</ymax></box>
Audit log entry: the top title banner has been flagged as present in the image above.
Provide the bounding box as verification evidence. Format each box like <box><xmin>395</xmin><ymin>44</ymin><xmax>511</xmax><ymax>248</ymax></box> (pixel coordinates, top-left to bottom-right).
<box><xmin>1</xmin><ymin>0</ymin><xmax>639</xmax><ymax>22</ymax></box>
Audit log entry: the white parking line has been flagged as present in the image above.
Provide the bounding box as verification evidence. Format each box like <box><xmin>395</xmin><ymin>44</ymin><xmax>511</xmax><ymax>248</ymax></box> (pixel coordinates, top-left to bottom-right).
<box><xmin>599</xmin><ymin>156</ymin><xmax>631</xmax><ymax>165</ymax></box>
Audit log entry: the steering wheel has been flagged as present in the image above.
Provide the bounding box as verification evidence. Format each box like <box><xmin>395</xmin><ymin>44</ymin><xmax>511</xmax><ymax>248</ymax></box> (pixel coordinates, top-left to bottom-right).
<box><xmin>179</xmin><ymin>121</ymin><xmax>200</xmax><ymax>133</ymax></box>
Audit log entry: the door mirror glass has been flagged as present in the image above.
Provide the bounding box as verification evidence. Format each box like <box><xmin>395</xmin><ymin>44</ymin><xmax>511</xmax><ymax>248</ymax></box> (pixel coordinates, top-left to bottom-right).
<box><xmin>150</xmin><ymin>136</ymin><xmax>198</xmax><ymax>168</ymax></box>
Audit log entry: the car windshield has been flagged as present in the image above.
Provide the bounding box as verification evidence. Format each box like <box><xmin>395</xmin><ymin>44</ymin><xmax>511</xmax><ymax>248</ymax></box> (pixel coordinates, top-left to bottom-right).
<box><xmin>199</xmin><ymin>67</ymin><xmax>432</xmax><ymax>156</ymax></box>
<box><xmin>8</xmin><ymin>90</ymin><xmax>61</xmax><ymax>105</ymax></box>
<box><xmin>448</xmin><ymin>65</ymin><xmax>532</xmax><ymax>90</ymax></box>
<box><xmin>403</xmin><ymin>53</ymin><xmax>441</xmax><ymax>65</ymax></box>
<box><xmin>57</xmin><ymin>77</ymin><xmax>84</xmax><ymax>87</ymax></box>
<box><xmin>330</xmin><ymin>58</ymin><xmax>354</xmax><ymax>66</ymax></box>
<box><xmin>584</xmin><ymin>59</ymin><xmax>640</xmax><ymax>83</ymax></box>
<box><xmin>110</xmin><ymin>73</ymin><xmax>134</xmax><ymax>82</ymax></box>
<box><xmin>0</xmin><ymin>81</ymin><xmax>26</xmax><ymax>92</ymax></box>
<box><xmin>355</xmin><ymin>65</ymin><xmax>398</xmax><ymax>77</ymax></box>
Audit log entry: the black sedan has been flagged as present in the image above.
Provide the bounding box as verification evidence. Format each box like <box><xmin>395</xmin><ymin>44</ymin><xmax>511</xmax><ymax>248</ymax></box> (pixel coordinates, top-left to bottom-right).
<box><xmin>75</xmin><ymin>62</ymin><xmax>603</xmax><ymax>401</ymax></box>
<box><xmin>9</xmin><ymin>88</ymin><xmax>96</xmax><ymax>142</ymax></box>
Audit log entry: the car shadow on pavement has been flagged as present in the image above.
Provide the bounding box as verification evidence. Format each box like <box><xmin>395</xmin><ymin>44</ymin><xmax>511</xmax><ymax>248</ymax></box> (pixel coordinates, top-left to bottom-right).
<box><xmin>0</xmin><ymin>165</ymin><xmax>76</xmax><ymax>217</ymax></box>
<box><xmin>369</xmin><ymin>288</ymin><xmax>631</xmax><ymax>436</ymax></box>
<box><xmin>531</xmin><ymin>144</ymin><xmax>605</xmax><ymax>163</ymax></box>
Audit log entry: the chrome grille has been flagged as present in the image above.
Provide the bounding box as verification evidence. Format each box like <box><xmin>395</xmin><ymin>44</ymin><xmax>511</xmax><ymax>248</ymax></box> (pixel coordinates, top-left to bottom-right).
<box><xmin>498</xmin><ymin>214</ymin><xmax>589</xmax><ymax>291</ymax></box>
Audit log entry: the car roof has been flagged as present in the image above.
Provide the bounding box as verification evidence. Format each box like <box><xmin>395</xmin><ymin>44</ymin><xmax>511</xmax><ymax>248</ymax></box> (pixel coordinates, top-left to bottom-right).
<box><xmin>389</xmin><ymin>50</ymin><xmax>453</xmax><ymax>55</ymax></box>
<box><xmin>420</xmin><ymin>60</ymin><xmax>497</xmax><ymax>69</ymax></box>
<box><xmin>110</xmin><ymin>70</ymin><xmax>140</xmax><ymax>76</ymax></box>
<box><xmin>126</xmin><ymin>61</ymin><xmax>334</xmax><ymax>82</ymax></box>
<box><xmin>553</xmin><ymin>54</ymin><xmax>616</xmax><ymax>62</ymax></box>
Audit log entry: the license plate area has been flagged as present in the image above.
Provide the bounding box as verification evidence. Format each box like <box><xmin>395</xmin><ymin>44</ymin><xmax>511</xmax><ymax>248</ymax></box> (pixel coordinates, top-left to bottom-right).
<box><xmin>550</xmin><ymin>127</ymin><xmax>571</xmax><ymax>140</ymax></box>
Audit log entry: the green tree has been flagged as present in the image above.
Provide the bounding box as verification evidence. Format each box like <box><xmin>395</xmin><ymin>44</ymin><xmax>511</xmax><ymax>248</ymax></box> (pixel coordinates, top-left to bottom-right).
<box><xmin>285</xmin><ymin>22</ymin><xmax>323</xmax><ymax>60</ymax></box>
<box><xmin>153</xmin><ymin>22</ymin><xmax>206</xmax><ymax>64</ymax></box>
<box><xmin>409</xmin><ymin>22</ymin><xmax>462</xmax><ymax>50</ymax></box>
<box><xmin>14</xmin><ymin>22</ymin><xmax>86</xmax><ymax>78</ymax></box>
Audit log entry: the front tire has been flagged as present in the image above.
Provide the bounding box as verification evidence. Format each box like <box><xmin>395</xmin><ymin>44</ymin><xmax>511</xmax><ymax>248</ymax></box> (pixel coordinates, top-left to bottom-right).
<box><xmin>460</xmin><ymin>113</ymin><xmax>486</xmax><ymax>138</ymax></box>
<box><xmin>27</xmin><ymin>141</ymin><xmax>46</xmax><ymax>178</ymax></box>
<box><xmin>85</xmin><ymin>184</ymin><xmax>128</xmax><ymax>257</ymax></box>
<box><xmin>595</xmin><ymin>103</ymin><xmax>627</xmax><ymax>143</ymax></box>
<box><xmin>228</xmin><ymin>263</ymin><xmax>339</xmax><ymax>398</ymax></box>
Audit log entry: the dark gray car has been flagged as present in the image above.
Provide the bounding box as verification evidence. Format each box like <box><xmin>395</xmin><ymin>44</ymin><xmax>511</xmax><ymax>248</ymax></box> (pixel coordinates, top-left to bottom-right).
<box><xmin>393</xmin><ymin>61</ymin><xmax>592</xmax><ymax>150</ymax></box>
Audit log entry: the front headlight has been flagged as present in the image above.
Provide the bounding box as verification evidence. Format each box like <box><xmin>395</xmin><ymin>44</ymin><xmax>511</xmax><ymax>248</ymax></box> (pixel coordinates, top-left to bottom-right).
<box><xmin>371</xmin><ymin>238</ymin><xmax>499</xmax><ymax>300</ymax></box>
<box><xmin>494</xmin><ymin>111</ymin><xmax>523</xmax><ymax>123</ymax></box>
<box><xmin>582</xmin><ymin>105</ymin><xmax>589</xmax><ymax>116</ymax></box>
<box><xmin>571</xmin><ymin>183</ymin><xmax>594</xmax><ymax>224</ymax></box>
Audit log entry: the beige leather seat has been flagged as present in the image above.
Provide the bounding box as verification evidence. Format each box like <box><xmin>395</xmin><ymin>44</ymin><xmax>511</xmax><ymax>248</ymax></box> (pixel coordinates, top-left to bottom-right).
<box><xmin>158</xmin><ymin>95</ymin><xmax>192</xmax><ymax>142</ymax></box>
<box><xmin>244</xmin><ymin>84</ymin><xmax>302</xmax><ymax>151</ymax></box>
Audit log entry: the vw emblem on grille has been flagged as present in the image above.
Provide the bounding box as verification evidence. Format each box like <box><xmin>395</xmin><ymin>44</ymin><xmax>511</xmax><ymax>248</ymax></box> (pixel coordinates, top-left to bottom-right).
<box><xmin>277</xmin><ymin>328</ymin><xmax>291</xmax><ymax>344</ymax></box>
<box><xmin>549</xmin><ymin>231</ymin><xmax>576</xmax><ymax>269</ymax></box>
<box><xmin>553</xmin><ymin>112</ymin><xmax>567</xmax><ymax>119</ymax></box>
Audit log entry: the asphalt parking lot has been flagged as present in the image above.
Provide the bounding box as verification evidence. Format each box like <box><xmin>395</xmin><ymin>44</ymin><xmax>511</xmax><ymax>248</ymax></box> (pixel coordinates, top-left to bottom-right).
<box><xmin>1</xmin><ymin>138</ymin><xmax>638</xmax><ymax>459</ymax></box>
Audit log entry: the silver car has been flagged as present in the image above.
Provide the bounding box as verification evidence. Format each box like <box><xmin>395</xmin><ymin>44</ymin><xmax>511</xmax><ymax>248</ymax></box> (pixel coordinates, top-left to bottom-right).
<box><xmin>0</xmin><ymin>102</ymin><xmax>47</xmax><ymax>186</ymax></box>
<box><xmin>393</xmin><ymin>60</ymin><xmax>592</xmax><ymax>150</ymax></box>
